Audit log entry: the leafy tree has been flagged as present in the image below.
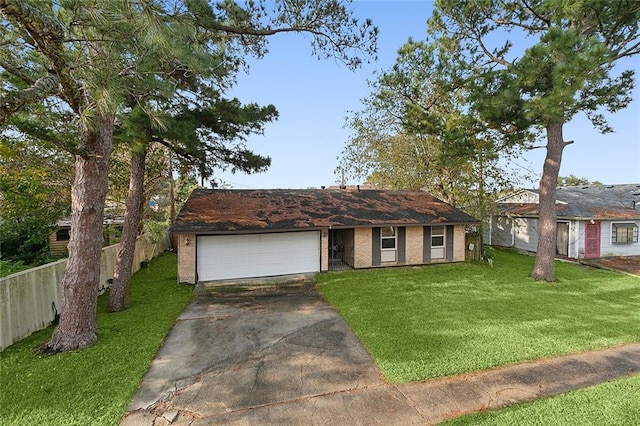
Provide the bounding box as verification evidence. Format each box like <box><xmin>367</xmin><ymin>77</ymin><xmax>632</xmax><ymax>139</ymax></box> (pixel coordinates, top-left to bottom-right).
<box><xmin>428</xmin><ymin>0</ymin><xmax>639</xmax><ymax>281</ymax></box>
<box><xmin>0</xmin><ymin>135</ymin><xmax>73</xmax><ymax>265</ymax></box>
<box><xmin>107</xmin><ymin>95</ymin><xmax>278</xmax><ymax>312</ymax></box>
<box><xmin>557</xmin><ymin>175</ymin><xmax>603</xmax><ymax>186</ymax></box>
<box><xmin>0</xmin><ymin>0</ymin><xmax>376</xmax><ymax>352</ymax></box>
<box><xmin>338</xmin><ymin>39</ymin><xmax>526</xmax><ymax>222</ymax></box>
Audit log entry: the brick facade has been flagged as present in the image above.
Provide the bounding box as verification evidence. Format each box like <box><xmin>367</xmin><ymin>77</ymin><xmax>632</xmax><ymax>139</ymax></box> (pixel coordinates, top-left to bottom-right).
<box><xmin>454</xmin><ymin>224</ymin><xmax>466</xmax><ymax>262</ymax></box>
<box><xmin>178</xmin><ymin>233</ymin><xmax>196</xmax><ymax>283</ymax></box>
<box><xmin>176</xmin><ymin>225</ymin><xmax>469</xmax><ymax>282</ymax></box>
<box><xmin>405</xmin><ymin>226</ymin><xmax>424</xmax><ymax>265</ymax></box>
<box><xmin>321</xmin><ymin>229</ymin><xmax>329</xmax><ymax>272</ymax></box>
<box><xmin>353</xmin><ymin>227</ymin><xmax>372</xmax><ymax>268</ymax></box>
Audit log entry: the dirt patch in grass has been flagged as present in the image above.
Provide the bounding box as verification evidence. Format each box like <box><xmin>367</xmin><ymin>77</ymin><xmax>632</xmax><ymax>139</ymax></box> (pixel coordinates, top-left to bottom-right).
<box><xmin>583</xmin><ymin>256</ymin><xmax>640</xmax><ymax>276</ymax></box>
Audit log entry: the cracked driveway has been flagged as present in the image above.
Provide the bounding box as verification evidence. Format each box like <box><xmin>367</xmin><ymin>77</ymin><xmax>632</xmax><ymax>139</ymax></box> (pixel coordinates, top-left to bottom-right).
<box><xmin>121</xmin><ymin>280</ymin><xmax>403</xmax><ymax>425</ymax></box>
<box><xmin>121</xmin><ymin>279</ymin><xmax>640</xmax><ymax>425</ymax></box>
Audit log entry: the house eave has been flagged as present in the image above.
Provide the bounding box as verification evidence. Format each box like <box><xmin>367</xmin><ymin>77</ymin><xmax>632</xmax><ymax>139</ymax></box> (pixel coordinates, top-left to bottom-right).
<box><xmin>496</xmin><ymin>212</ymin><xmax>640</xmax><ymax>221</ymax></box>
<box><xmin>170</xmin><ymin>220</ymin><xmax>481</xmax><ymax>235</ymax></box>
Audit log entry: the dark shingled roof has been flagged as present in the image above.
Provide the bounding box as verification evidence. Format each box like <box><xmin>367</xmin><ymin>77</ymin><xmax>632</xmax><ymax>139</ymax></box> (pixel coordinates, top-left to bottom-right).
<box><xmin>171</xmin><ymin>188</ymin><xmax>479</xmax><ymax>233</ymax></box>
<box><xmin>499</xmin><ymin>184</ymin><xmax>640</xmax><ymax>220</ymax></box>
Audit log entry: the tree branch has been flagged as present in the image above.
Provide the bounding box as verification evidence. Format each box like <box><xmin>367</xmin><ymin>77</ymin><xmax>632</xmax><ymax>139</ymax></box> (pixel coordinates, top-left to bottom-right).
<box><xmin>520</xmin><ymin>0</ymin><xmax>551</xmax><ymax>26</ymax></box>
<box><xmin>493</xmin><ymin>18</ymin><xmax>546</xmax><ymax>32</ymax></box>
<box><xmin>0</xmin><ymin>73</ymin><xmax>59</xmax><ymax>125</ymax></box>
<box><xmin>151</xmin><ymin>136</ymin><xmax>198</xmax><ymax>163</ymax></box>
<box><xmin>9</xmin><ymin>116</ymin><xmax>82</xmax><ymax>156</ymax></box>
<box><xmin>211</xmin><ymin>22</ymin><xmax>346</xmax><ymax>52</ymax></box>
<box><xmin>473</xmin><ymin>30</ymin><xmax>512</xmax><ymax>67</ymax></box>
<box><xmin>0</xmin><ymin>0</ymin><xmax>83</xmax><ymax>113</ymax></box>
<box><xmin>0</xmin><ymin>60</ymin><xmax>37</xmax><ymax>84</ymax></box>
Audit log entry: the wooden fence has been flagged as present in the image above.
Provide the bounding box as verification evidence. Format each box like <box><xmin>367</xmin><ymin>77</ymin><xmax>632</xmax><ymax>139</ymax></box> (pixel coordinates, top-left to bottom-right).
<box><xmin>0</xmin><ymin>234</ymin><xmax>170</xmax><ymax>351</ymax></box>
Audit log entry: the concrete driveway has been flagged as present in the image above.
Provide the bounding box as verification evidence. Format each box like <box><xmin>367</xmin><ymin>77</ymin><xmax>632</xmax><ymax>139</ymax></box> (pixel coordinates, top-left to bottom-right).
<box><xmin>122</xmin><ymin>277</ymin><xmax>640</xmax><ymax>425</ymax></box>
<box><xmin>121</xmin><ymin>278</ymin><xmax>419</xmax><ymax>425</ymax></box>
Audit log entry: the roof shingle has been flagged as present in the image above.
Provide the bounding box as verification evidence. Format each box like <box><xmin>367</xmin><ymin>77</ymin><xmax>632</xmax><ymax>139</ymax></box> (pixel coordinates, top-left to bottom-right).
<box><xmin>171</xmin><ymin>188</ymin><xmax>478</xmax><ymax>233</ymax></box>
<box><xmin>499</xmin><ymin>184</ymin><xmax>640</xmax><ymax>219</ymax></box>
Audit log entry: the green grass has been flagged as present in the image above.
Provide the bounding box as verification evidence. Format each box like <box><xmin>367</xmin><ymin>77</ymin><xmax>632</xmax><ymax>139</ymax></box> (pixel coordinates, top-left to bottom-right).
<box><xmin>444</xmin><ymin>374</ymin><xmax>640</xmax><ymax>425</ymax></box>
<box><xmin>317</xmin><ymin>250</ymin><xmax>640</xmax><ymax>384</ymax></box>
<box><xmin>0</xmin><ymin>252</ymin><xmax>193</xmax><ymax>425</ymax></box>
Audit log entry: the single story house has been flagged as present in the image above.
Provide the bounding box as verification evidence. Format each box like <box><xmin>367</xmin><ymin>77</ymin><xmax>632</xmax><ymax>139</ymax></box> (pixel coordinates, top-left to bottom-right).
<box><xmin>171</xmin><ymin>188</ymin><xmax>479</xmax><ymax>283</ymax></box>
<box><xmin>49</xmin><ymin>215</ymin><xmax>124</xmax><ymax>258</ymax></box>
<box><xmin>487</xmin><ymin>184</ymin><xmax>640</xmax><ymax>259</ymax></box>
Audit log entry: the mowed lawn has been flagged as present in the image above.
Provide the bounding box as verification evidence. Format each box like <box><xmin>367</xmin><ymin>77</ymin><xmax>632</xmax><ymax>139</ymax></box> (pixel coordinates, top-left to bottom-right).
<box><xmin>444</xmin><ymin>374</ymin><xmax>640</xmax><ymax>425</ymax></box>
<box><xmin>317</xmin><ymin>249</ymin><xmax>640</xmax><ymax>384</ymax></box>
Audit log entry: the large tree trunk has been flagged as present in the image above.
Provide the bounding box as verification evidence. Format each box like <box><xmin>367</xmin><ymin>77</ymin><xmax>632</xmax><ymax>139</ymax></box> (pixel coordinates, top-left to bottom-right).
<box><xmin>107</xmin><ymin>148</ymin><xmax>147</xmax><ymax>312</ymax></box>
<box><xmin>40</xmin><ymin>113</ymin><xmax>114</xmax><ymax>352</ymax></box>
<box><xmin>531</xmin><ymin>122</ymin><xmax>569</xmax><ymax>282</ymax></box>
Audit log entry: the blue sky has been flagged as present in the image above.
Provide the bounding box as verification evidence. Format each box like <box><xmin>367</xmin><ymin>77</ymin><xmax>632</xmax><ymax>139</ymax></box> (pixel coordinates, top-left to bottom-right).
<box><xmin>220</xmin><ymin>1</ymin><xmax>640</xmax><ymax>189</ymax></box>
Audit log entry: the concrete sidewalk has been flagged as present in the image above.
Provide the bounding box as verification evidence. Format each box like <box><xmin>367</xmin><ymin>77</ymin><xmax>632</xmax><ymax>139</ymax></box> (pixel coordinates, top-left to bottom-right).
<box><xmin>121</xmin><ymin>281</ymin><xmax>640</xmax><ymax>425</ymax></box>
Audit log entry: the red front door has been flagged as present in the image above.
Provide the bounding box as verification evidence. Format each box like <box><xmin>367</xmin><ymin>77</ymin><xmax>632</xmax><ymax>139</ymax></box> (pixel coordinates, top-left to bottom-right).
<box><xmin>584</xmin><ymin>221</ymin><xmax>601</xmax><ymax>259</ymax></box>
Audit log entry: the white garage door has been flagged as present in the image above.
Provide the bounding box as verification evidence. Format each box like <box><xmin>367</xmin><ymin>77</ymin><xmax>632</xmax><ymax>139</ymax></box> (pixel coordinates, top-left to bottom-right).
<box><xmin>197</xmin><ymin>232</ymin><xmax>320</xmax><ymax>281</ymax></box>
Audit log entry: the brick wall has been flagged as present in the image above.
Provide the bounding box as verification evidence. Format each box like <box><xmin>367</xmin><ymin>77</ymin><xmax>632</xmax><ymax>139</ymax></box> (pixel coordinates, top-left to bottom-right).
<box><xmin>321</xmin><ymin>229</ymin><xmax>329</xmax><ymax>271</ymax></box>
<box><xmin>405</xmin><ymin>226</ymin><xmax>424</xmax><ymax>265</ymax></box>
<box><xmin>177</xmin><ymin>233</ymin><xmax>196</xmax><ymax>283</ymax></box>
<box><xmin>353</xmin><ymin>227</ymin><xmax>372</xmax><ymax>268</ymax></box>
<box><xmin>454</xmin><ymin>224</ymin><xmax>466</xmax><ymax>261</ymax></box>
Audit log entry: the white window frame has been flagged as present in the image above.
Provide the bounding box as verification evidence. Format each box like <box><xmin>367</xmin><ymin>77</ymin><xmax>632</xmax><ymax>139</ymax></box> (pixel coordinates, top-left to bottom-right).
<box><xmin>431</xmin><ymin>225</ymin><xmax>445</xmax><ymax>259</ymax></box>
<box><xmin>381</xmin><ymin>226</ymin><xmax>396</xmax><ymax>262</ymax></box>
<box><xmin>611</xmin><ymin>222</ymin><xmax>639</xmax><ymax>244</ymax></box>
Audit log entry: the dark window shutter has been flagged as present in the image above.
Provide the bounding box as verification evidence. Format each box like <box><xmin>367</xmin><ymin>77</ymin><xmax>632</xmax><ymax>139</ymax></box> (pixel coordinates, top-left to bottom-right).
<box><xmin>372</xmin><ymin>227</ymin><xmax>381</xmax><ymax>266</ymax></box>
<box><xmin>397</xmin><ymin>227</ymin><xmax>406</xmax><ymax>265</ymax></box>
<box><xmin>423</xmin><ymin>226</ymin><xmax>431</xmax><ymax>264</ymax></box>
<box><xmin>446</xmin><ymin>225</ymin><xmax>454</xmax><ymax>261</ymax></box>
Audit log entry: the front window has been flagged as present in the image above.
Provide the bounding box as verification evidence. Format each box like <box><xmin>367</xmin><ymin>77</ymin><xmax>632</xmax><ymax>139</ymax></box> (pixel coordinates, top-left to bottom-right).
<box><xmin>381</xmin><ymin>226</ymin><xmax>396</xmax><ymax>262</ymax></box>
<box><xmin>431</xmin><ymin>225</ymin><xmax>445</xmax><ymax>259</ymax></box>
<box><xmin>381</xmin><ymin>226</ymin><xmax>396</xmax><ymax>249</ymax></box>
<box><xmin>611</xmin><ymin>223</ymin><xmax>638</xmax><ymax>244</ymax></box>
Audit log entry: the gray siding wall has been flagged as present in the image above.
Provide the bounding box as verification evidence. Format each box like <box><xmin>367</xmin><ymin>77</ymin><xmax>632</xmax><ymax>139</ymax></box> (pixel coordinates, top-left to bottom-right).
<box><xmin>600</xmin><ymin>220</ymin><xmax>640</xmax><ymax>257</ymax></box>
<box><xmin>513</xmin><ymin>217</ymin><xmax>538</xmax><ymax>253</ymax></box>
<box><xmin>490</xmin><ymin>216</ymin><xmax>515</xmax><ymax>247</ymax></box>
<box><xmin>491</xmin><ymin>217</ymin><xmax>640</xmax><ymax>259</ymax></box>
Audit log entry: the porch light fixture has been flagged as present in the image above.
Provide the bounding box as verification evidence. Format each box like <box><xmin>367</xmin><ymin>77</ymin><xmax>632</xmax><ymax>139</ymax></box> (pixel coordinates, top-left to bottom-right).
<box><xmin>185</xmin><ymin>237</ymin><xmax>190</xmax><ymax>246</ymax></box>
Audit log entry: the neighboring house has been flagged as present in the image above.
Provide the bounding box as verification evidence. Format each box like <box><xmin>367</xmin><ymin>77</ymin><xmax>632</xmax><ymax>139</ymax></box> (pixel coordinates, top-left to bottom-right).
<box><xmin>171</xmin><ymin>188</ymin><xmax>479</xmax><ymax>283</ymax></box>
<box><xmin>487</xmin><ymin>184</ymin><xmax>640</xmax><ymax>259</ymax></box>
<box><xmin>49</xmin><ymin>216</ymin><xmax>124</xmax><ymax>258</ymax></box>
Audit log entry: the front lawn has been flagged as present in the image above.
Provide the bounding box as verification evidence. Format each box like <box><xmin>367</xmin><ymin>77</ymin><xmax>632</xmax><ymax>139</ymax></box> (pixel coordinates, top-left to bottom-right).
<box><xmin>444</xmin><ymin>374</ymin><xmax>640</xmax><ymax>425</ymax></box>
<box><xmin>0</xmin><ymin>252</ymin><xmax>193</xmax><ymax>425</ymax></box>
<box><xmin>317</xmin><ymin>250</ymin><xmax>640</xmax><ymax>383</ymax></box>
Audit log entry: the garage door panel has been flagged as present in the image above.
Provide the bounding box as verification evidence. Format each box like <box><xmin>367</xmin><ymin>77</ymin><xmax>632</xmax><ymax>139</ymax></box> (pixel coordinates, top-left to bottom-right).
<box><xmin>197</xmin><ymin>232</ymin><xmax>320</xmax><ymax>281</ymax></box>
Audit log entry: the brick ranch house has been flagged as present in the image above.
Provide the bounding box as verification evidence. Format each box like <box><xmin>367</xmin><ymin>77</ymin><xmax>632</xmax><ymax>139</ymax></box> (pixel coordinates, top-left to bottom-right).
<box><xmin>171</xmin><ymin>188</ymin><xmax>479</xmax><ymax>283</ymax></box>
